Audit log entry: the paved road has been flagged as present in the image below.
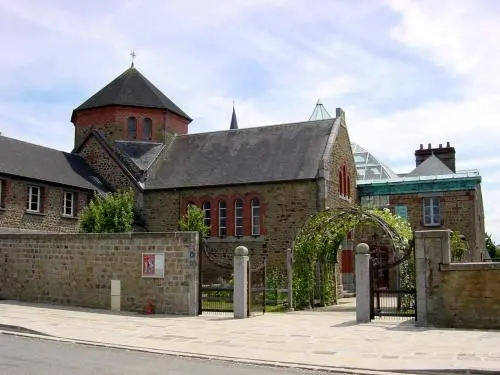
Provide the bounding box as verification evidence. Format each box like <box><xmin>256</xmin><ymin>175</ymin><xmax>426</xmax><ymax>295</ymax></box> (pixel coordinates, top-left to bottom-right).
<box><xmin>0</xmin><ymin>334</ymin><xmax>332</xmax><ymax>375</ymax></box>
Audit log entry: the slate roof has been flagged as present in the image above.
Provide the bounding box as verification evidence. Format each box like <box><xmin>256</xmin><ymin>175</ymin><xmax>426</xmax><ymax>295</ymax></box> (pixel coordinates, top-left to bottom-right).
<box><xmin>72</xmin><ymin>67</ymin><xmax>191</xmax><ymax>121</ymax></box>
<box><xmin>115</xmin><ymin>140</ymin><xmax>164</xmax><ymax>172</ymax></box>
<box><xmin>145</xmin><ymin>118</ymin><xmax>336</xmax><ymax>190</ymax></box>
<box><xmin>406</xmin><ymin>154</ymin><xmax>453</xmax><ymax>177</ymax></box>
<box><xmin>0</xmin><ymin>135</ymin><xmax>107</xmax><ymax>192</ymax></box>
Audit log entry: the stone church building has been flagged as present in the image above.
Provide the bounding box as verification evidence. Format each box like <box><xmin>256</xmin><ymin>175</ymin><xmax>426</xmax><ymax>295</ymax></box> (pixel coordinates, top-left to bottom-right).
<box><xmin>0</xmin><ymin>65</ymin><xmax>357</xmax><ymax>271</ymax></box>
<box><xmin>0</xmin><ymin>64</ymin><xmax>487</xmax><ymax>295</ymax></box>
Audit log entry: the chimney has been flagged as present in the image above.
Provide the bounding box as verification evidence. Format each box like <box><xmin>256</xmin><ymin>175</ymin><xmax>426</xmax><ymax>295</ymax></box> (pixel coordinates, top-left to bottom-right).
<box><xmin>415</xmin><ymin>141</ymin><xmax>456</xmax><ymax>172</ymax></box>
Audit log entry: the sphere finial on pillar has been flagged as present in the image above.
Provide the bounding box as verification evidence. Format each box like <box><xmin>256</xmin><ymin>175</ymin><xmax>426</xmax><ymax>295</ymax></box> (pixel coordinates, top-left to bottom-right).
<box><xmin>356</xmin><ymin>243</ymin><xmax>370</xmax><ymax>254</ymax></box>
<box><xmin>235</xmin><ymin>246</ymin><xmax>249</xmax><ymax>256</ymax></box>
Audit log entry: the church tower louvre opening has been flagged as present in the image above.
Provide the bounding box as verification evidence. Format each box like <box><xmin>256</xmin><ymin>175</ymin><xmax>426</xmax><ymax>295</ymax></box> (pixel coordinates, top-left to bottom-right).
<box><xmin>70</xmin><ymin>64</ymin><xmax>192</xmax><ymax>148</ymax></box>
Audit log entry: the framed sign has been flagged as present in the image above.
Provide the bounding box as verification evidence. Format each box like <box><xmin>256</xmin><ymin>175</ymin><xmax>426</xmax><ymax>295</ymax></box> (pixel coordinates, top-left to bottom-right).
<box><xmin>142</xmin><ymin>252</ymin><xmax>165</xmax><ymax>278</ymax></box>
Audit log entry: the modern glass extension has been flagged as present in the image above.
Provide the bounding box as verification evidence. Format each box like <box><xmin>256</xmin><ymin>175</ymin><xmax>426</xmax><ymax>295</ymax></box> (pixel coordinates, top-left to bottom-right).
<box><xmin>351</xmin><ymin>143</ymin><xmax>400</xmax><ymax>181</ymax></box>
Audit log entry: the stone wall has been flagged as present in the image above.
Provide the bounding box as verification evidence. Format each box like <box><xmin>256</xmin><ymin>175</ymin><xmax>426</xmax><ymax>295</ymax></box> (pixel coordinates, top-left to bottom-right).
<box><xmin>390</xmin><ymin>189</ymin><xmax>483</xmax><ymax>261</ymax></box>
<box><xmin>0</xmin><ymin>177</ymin><xmax>90</xmax><ymax>232</ymax></box>
<box><xmin>0</xmin><ymin>232</ymin><xmax>199</xmax><ymax>315</ymax></box>
<box><xmin>143</xmin><ymin>180</ymin><xmax>317</xmax><ymax>270</ymax></box>
<box><xmin>77</xmin><ymin>136</ymin><xmax>136</xmax><ymax>191</ymax></box>
<box><xmin>415</xmin><ymin>230</ymin><xmax>500</xmax><ymax>329</ymax></box>
<box><xmin>326</xmin><ymin>114</ymin><xmax>357</xmax><ymax>210</ymax></box>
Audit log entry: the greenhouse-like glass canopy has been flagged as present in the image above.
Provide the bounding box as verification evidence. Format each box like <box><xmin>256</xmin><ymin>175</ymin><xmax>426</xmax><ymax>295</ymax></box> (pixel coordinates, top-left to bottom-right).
<box><xmin>351</xmin><ymin>143</ymin><xmax>400</xmax><ymax>181</ymax></box>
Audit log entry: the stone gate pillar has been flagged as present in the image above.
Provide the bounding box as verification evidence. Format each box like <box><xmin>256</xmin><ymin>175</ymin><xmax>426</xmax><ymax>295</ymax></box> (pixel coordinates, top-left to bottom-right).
<box><xmin>355</xmin><ymin>242</ymin><xmax>371</xmax><ymax>323</ymax></box>
<box><xmin>234</xmin><ymin>246</ymin><xmax>249</xmax><ymax>319</ymax></box>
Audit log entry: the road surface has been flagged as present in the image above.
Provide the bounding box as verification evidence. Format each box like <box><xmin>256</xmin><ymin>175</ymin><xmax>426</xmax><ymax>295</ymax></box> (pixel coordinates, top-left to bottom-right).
<box><xmin>0</xmin><ymin>334</ymin><xmax>333</xmax><ymax>375</ymax></box>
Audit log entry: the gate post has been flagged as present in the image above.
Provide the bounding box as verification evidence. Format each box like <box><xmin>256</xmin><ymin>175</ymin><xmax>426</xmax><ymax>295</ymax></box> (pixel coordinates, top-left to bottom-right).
<box><xmin>355</xmin><ymin>243</ymin><xmax>371</xmax><ymax>323</ymax></box>
<box><xmin>234</xmin><ymin>246</ymin><xmax>249</xmax><ymax>319</ymax></box>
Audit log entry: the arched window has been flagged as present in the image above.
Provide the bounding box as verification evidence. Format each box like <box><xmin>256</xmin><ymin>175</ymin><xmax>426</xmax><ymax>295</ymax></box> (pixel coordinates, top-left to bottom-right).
<box><xmin>218</xmin><ymin>200</ymin><xmax>227</xmax><ymax>237</ymax></box>
<box><xmin>251</xmin><ymin>198</ymin><xmax>260</xmax><ymax>236</ymax></box>
<box><xmin>202</xmin><ymin>201</ymin><xmax>211</xmax><ymax>233</ymax></box>
<box><xmin>342</xmin><ymin>165</ymin><xmax>348</xmax><ymax>197</ymax></box>
<box><xmin>234</xmin><ymin>199</ymin><xmax>243</xmax><ymax>237</ymax></box>
<box><xmin>143</xmin><ymin>118</ymin><xmax>152</xmax><ymax>139</ymax></box>
<box><xmin>127</xmin><ymin>116</ymin><xmax>137</xmax><ymax>138</ymax></box>
<box><xmin>347</xmin><ymin>174</ymin><xmax>351</xmax><ymax>198</ymax></box>
<box><xmin>338</xmin><ymin>169</ymin><xmax>344</xmax><ymax>196</ymax></box>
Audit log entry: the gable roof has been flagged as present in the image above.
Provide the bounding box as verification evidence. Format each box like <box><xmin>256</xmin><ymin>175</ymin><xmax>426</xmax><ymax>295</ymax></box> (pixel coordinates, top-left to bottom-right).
<box><xmin>406</xmin><ymin>154</ymin><xmax>453</xmax><ymax>177</ymax></box>
<box><xmin>73</xmin><ymin>130</ymin><xmax>147</xmax><ymax>188</ymax></box>
<box><xmin>0</xmin><ymin>135</ymin><xmax>107</xmax><ymax>192</ymax></box>
<box><xmin>115</xmin><ymin>140</ymin><xmax>164</xmax><ymax>172</ymax></box>
<box><xmin>72</xmin><ymin>66</ymin><xmax>191</xmax><ymax>121</ymax></box>
<box><xmin>145</xmin><ymin>118</ymin><xmax>336</xmax><ymax>190</ymax></box>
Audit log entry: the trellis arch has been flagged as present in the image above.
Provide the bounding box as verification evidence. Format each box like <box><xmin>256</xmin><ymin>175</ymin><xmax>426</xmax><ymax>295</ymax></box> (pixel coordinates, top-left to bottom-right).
<box><xmin>291</xmin><ymin>206</ymin><xmax>413</xmax><ymax>309</ymax></box>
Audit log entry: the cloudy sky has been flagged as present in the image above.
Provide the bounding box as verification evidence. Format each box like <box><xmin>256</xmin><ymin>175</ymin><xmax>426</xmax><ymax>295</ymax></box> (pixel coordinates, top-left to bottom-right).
<box><xmin>1</xmin><ymin>0</ymin><xmax>499</xmax><ymax>240</ymax></box>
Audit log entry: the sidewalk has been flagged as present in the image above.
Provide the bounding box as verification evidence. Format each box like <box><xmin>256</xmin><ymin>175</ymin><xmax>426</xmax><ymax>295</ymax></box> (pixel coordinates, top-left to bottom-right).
<box><xmin>0</xmin><ymin>299</ymin><xmax>499</xmax><ymax>374</ymax></box>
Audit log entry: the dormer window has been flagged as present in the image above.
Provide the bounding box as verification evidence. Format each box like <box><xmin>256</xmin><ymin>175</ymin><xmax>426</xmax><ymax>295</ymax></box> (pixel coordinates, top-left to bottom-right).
<box><xmin>143</xmin><ymin>118</ymin><xmax>152</xmax><ymax>139</ymax></box>
<box><xmin>127</xmin><ymin>117</ymin><xmax>137</xmax><ymax>138</ymax></box>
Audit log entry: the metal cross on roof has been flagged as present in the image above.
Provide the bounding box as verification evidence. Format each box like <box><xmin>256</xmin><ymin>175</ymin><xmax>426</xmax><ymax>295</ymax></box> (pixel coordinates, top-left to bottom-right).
<box><xmin>130</xmin><ymin>50</ymin><xmax>136</xmax><ymax>67</ymax></box>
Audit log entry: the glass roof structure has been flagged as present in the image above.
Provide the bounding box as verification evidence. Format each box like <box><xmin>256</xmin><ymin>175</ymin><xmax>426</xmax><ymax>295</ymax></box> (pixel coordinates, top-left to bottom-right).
<box><xmin>309</xmin><ymin>99</ymin><xmax>332</xmax><ymax>121</ymax></box>
<box><xmin>351</xmin><ymin>143</ymin><xmax>400</xmax><ymax>181</ymax></box>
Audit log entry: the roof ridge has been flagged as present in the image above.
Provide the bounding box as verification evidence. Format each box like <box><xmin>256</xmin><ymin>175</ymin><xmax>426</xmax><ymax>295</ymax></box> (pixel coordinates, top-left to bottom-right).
<box><xmin>0</xmin><ymin>134</ymin><xmax>72</xmax><ymax>155</ymax></box>
<box><xmin>179</xmin><ymin>118</ymin><xmax>336</xmax><ymax>138</ymax></box>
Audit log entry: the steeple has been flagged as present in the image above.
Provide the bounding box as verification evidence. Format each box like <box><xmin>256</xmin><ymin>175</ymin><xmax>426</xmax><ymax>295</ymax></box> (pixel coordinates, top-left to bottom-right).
<box><xmin>309</xmin><ymin>99</ymin><xmax>332</xmax><ymax>121</ymax></box>
<box><xmin>230</xmin><ymin>105</ymin><xmax>239</xmax><ymax>130</ymax></box>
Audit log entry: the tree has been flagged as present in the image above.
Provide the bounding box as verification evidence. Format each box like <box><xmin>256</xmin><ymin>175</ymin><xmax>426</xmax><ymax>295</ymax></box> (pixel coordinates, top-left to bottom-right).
<box><xmin>178</xmin><ymin>204</ymin><xmax>210</xmax><ymax>238</ymax></box>
<box><xmin>80</xmin><ymin>189</ymin><xmax>135</xmax><ymax>233</ymax></box>
<box><xmin>486</xmin><ymin>233</ymin><xmax>498</xmax><ymax>259</ymax></box>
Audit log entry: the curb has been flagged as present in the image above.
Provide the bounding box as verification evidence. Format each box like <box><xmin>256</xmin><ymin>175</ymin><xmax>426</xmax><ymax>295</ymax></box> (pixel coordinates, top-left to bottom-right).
<box><xmin>0</xmin><ymin>328</ymin><xmax>497</xmax><ymax>375</ymax></box>
<box><xmin>0</xmin><ymin>328</ymin><xmax>414</xmax><ymax>375</ymax></box>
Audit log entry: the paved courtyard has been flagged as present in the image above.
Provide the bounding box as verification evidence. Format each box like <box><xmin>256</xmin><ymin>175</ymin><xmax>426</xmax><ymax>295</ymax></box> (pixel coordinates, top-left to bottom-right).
<box><xmin>0</xmin><ymin>298</ymin><xmax>499</xmax><ymax>374</ymax></box>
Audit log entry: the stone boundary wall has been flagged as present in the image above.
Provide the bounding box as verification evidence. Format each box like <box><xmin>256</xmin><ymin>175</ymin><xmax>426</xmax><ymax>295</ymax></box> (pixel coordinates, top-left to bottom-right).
<box><xmin>0</xmin><ymin>232</ymin><xmax>199</xmax><ymax>315</ymax></box>
<box><xmin>416</xmin><ymin>230</ymin><xmax>500</xmax><ymax>329</ymax></box>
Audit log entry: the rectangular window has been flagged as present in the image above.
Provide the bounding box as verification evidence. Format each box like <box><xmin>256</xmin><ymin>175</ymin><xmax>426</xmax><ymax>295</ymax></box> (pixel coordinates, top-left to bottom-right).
<box><xmin>251</xmin><ymin>199</ymin><xmax>260</xmax><ymax>236</ymax></box>
<box><xmin>26</xmin><ymin>186</ymin><xmax>41</xmax><ymax>213</ymax></box>
<box><xmin>234</xmin><ymin>200</ymin><xmax>243</xmax><ymax>236</ymax></box>
<box><xmin>63</xmin><ymin>191</ymin><xmax>75</xmax><ymax>216</ymax></box>
<box><xmin>202</xmin><ymin>202</ymin><xmax>211</xmax><ymax>231</ymax></box>
<box><xmin>423</xmin><ymin>197</ymin><xmax>441</xmax><ymax>226</ymax></box>
<box><xmin>218</xmin><ymin>201</ymin><xmax>227</xmax><ymax>237</ymax></box>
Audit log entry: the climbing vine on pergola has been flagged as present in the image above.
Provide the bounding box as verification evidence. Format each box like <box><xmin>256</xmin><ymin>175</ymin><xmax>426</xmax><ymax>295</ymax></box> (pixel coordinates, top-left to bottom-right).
<box><xmin>292</xmin><ymin>206</ymin><xmax>413</xmax><ymax>309</ymax></box>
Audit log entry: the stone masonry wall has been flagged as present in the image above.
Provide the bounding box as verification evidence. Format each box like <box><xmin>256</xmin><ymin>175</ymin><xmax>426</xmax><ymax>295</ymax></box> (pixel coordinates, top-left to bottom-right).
<box><xmin>415</xmin><ymin>230</ymin><xmax>500</xmax><ymax>329</ymax></box>
<box><xmin>0</xmin><ymin>232</ymin><xmax>199</xmax><ymax>315</ymax></box>
<box><xmin>440</xmin><ymin>264</ymin><xmax>500</xmax><ymax>329</ymax></box>
<box><xmin>325</xmin><ymin>115</ymin><xmax>357</xmax><ymax>295</ymax></box>
<box><xmin>0</xmin><ymin>177</ymin><xmax>90</xmax><ymax>232</ymax></box>
<box><xmin>390</xmin><ymin>189</ymin><xmax>481</xmax><ymax>261</ymax></box>
<box><xmin>326</xmin><ymin>120</ymin><xmax>357</xmax><ymax>210</ymax></box>
<box><xmin>143</xmin><ymin>180</ymin><xmax>317</xmax><ymax>270</ymax></box>
<box><xmin>78</xmin><ymin>136</ymin><xmax>136</xmax><ymax>192</ymax></box>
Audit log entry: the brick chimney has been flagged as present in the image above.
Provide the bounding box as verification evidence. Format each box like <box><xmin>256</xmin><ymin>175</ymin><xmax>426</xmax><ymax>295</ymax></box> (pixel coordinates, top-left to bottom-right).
<box><xmin>415</xmin><ymin>142</ymin><xmax>456</xmax><ymax>172</ymax></box>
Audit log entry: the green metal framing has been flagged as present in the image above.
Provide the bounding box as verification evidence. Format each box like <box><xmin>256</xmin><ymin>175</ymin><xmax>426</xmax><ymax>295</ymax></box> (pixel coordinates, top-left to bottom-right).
<box><xmin>357</xmin><ymin>177</ymin><xmax>481</xmax><ymax>196</ymax></box>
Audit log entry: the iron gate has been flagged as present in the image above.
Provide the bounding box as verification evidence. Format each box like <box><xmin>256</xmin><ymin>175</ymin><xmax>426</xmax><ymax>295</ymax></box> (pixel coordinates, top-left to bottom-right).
<box><xmin>198</xmin><ymin>246</ymin><xmax>233</xmax><ymax>315</ymax></box>
<box><xmin>369</xmin><ymin>249</ymin><xmax>416</xmax><ymax>320</ymax></box>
